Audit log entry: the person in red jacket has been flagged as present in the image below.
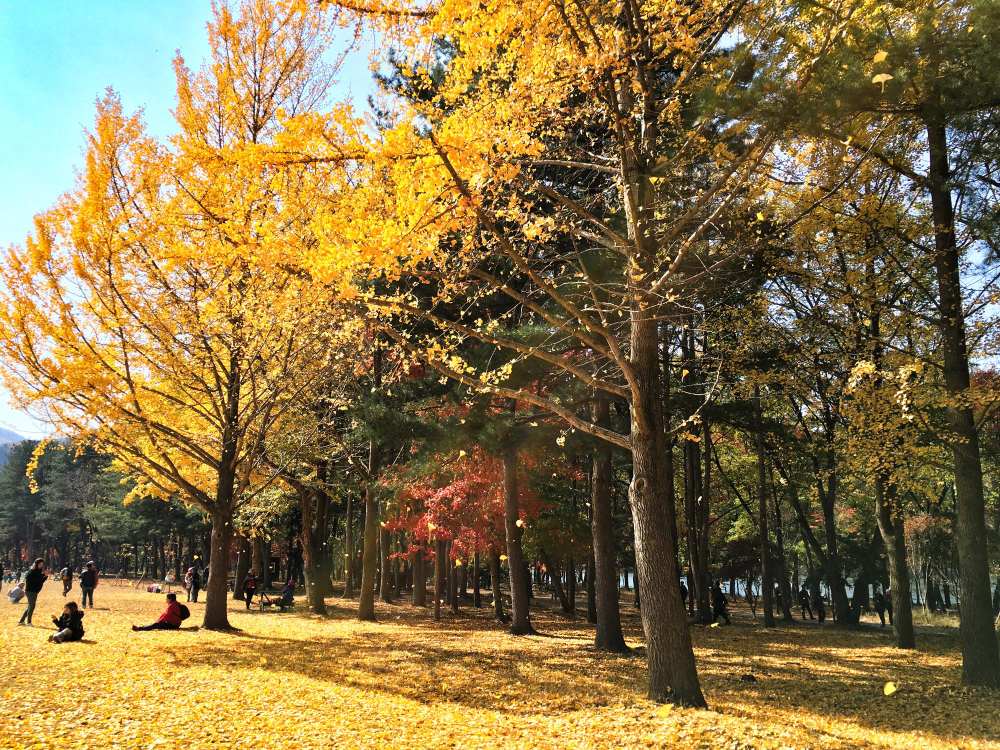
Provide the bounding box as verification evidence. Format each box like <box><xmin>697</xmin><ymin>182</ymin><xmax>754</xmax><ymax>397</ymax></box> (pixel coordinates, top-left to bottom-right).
<box><xmin>132</xmin><ymin>593</ymin><xmax>183</xmax><ymax>631</ymax></box>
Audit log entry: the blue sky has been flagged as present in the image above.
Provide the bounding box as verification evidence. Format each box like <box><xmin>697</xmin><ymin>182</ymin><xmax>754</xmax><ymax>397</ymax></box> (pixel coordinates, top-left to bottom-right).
<box><xmin>0</xmin><ymin>2</ymin><xmax>373</xmax><ymax>438</ymax></box>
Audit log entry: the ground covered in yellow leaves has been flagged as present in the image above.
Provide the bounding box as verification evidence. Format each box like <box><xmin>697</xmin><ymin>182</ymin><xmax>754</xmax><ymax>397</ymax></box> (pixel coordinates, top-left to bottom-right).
<box><xmin>1</xmin><ymin>585</ymin><xmax>997</xmax><ymax>749</ymax></box>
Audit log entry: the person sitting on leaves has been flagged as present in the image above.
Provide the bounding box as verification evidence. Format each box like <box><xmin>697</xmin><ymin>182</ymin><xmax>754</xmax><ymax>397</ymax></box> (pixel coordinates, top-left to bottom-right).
<box><xmin>48</xmin><ymin>602</ymin><xmax>85</xmax><ymax>643</ymax></box>
<box><xmin>131</xmin><ymin>593</ymin><xmax>196</xmax><ymax>632</ymax></box>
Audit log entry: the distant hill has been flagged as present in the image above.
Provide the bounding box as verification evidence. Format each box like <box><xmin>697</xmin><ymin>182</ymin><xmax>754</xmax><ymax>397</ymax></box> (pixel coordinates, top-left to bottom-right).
<box><xmin>0</xmin><ymin>427</ymin><xmax>25</xmax><ymax>443</ymax></box>
<box><xmin>0</xmin><ymin>428</ymin><xmax>27</xmax><ymax>467</ymax></box>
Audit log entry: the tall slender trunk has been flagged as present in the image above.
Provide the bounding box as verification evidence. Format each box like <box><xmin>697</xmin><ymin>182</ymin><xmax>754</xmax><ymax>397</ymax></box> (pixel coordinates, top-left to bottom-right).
<box><xmin>540</xmin><ymin>548</ymin><xmax>571</xmax><ymax>613</ymax></box>
<box><xmin>300</xmin><ymin>488</ymin><xmax>328</xmax><ymax>615</ymax></box>
<box><xmin>412</xmin><ymin>548</ymin><xmax>426</xmax><ymax>606</ymax></box>
<box><xmin>473</xmin><ymin>552</ymin><xmax>481</xmax><ymax>608</ymax></box>
<box><xmin>586</xmin><ymin>550</ymin><xmax>597</xmax><ymax>624</ymax></box>
<box><xmin>233</xmin><ymin>536</ymin><xmax>251</xmax><ymax>601</ymax></box>
<box><xmin>630</xmin><ymin>312</ymin><xmax>705</xmax><ymax>706</ymax></box>
<box><xmin>342</xmin><ymin>493</ymin><xmax>354</xmax><ymax>598</ymax></box>
<box><xmin>875</xmin><ymin>478</ymin><xmax>915</xmax><ymax>647</ymax></box>
<box><xmin>926</xmin><ymin>117</ymin><xmax>1000</xmax><ymax>687</ymax></box>
<box><xmin>502</xmin><ymin>422</ymin><xmax>535</xmax><ymax>635</ymax></box>
<box><xmin>490</xmin><ymin>551</ymin><xmax>507</xmax><ymax>622</ymax></box>
<box><xmin>756</xmin><ymin>387</ymin><xmax>775</xmax><ymax>627</ymax></box>
<box><xmin>358</xmin><ymin>478</ymin><xmax>381</xmax><ymax>622</ymax></box>
<box><xmin>591</xmin><ymin>396</ymin><xmax>628</xmax><ymax>651</ymax></box>
<box><xmin>434</xmin><ymin>538</ymin><xmax>444</xmax><ymax>622</ymax></box>
<box><xmin>379</xmin><ymin>523</ymin><xmax>393</xmax><ymax>603</ymax></box>
<box><xmin>771</xmin><ymin>484</ymin><xmax>794</xmax><ymax>621</ymax></box>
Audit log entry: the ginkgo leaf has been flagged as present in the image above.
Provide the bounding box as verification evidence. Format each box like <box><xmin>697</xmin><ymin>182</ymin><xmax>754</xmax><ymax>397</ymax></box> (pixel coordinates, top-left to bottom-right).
<box><xmin>499</xmin><ymin>554</ymin><xmax>508</xmax><ymax>561</ymax></box>
<box><xmin>458</xmin><ymin>449</ymin><xmax>467</xmax><ymax>458</ymax></box>
<box><xmin>455</xmin><ymin>559</ymin><xmax>463</xmax><ymax>566</ymax></box>
<box><xmin>883</xmin><ymin>681</ymin><xmax>898</xmax><ymax>696</ymax></box>
<box><xmin>516</xmin><ymin>519</ymin><xmax>524</xmax><ymax>527</ymax></box>
<box><xmin>428</xmin><ymin>523</ymin><xmax>437</xmax><ymax>532</ymax></box>
<box><xmin>657</xmin><ymin>704</ymin><xmax>673</xmax><ymax>717</ymax></box>
<box><xmin>873</xmin><ymin>50</ymin><xmax>888</xmax><ymax>63</ymax></box>
<box><xmin>872</xmin><ymin>73</ymin><xmax>893</xmax><ymax>92</ymax></box>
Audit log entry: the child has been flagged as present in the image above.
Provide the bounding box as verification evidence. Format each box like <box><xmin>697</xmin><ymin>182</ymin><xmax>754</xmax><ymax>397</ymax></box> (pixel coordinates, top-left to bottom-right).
<box><xmin>48</xmin><ymin>602</ymin><xmax>85</xmax><ymax>643</ymax></box>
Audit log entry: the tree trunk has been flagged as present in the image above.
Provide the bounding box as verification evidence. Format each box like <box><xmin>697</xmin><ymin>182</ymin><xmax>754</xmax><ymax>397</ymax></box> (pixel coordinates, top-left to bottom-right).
<box><xmin>412</xmin><ymin>548</ymin><xmax>426</xmax><ymax>606</ymax></box>
<box><xmin>591</xmin><ymin>396</ymin><xmax>628</xmax><ymax>651</ymax></box>
<box><xmin>586</xmin><ymin>550</ymin><xmax>597</xmax><ymax>624</ymax></box>
<box><xmin>473</xmin><ymin>552</ymin><xmax>481</xmax><ymax>608</ymax></box>
<box><xmin>434</xmin><ymin>538</ymin><xmax>444</xmax><ymax>622</ymax></box>
<box><xmin>502</xmin><ymin>427</ymin><xmax>535</xmax><ymax>635</ymax></box>
<box><xmin>379</xmin><ymin>523</ymin><xmax>393</xmax><ymax>603</ymax></box>
<box><xmin>490</xmin><ymin>551</ymin><xmax>507</xmax><ymax>623</ymax></box>
<box><xmin>926</xmin><ymin>116</ymin><xmax>1000</xmax><ymax>687</ymax></box>
<box><xmin>756</xmin><ymin>386</ymin><xmax>775</xmax><ymax>627</ymax></box>
<box><xmin>875</xmin><ymin>476</ymin><xmax>915</xmax><ymax>648</ymax></box>
<box><xmin>233</xmin><ymin>536</ymin><xmax>251</xmax><ymax>601</ymax></box>
<box><xmin>358</xmin><ymin>481</ymin><xmax>380</xmax><ymax>622</ymax></box>
<box><xmin>342</xmin><ymin>492</ymin><xmax>354</xmax><ymax>598</ymax></box>
<box><xmin>629</xmin><ymin>311</ymin><xmax>705</xmax><ymax>706</ymax></box>
<box><xmin>203</xmin><ymin>512</ymin><xmax>234</xmax><ymax>629</ymax></box>
<box><xmin>300</xmin><ymin>488</ymin><xmax>328</xmax><ymax>615</ymax></box>
<box><xmin>540</xmin><ymin>548</ymin><xmax>571</xmax><ymax>613</ymax></box>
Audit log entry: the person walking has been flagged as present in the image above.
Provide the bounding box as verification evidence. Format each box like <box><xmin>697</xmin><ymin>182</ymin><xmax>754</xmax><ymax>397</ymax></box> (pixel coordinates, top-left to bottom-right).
<box><xmin>884</xmin><ymin>587</ymin><xmax>894</xmax><ymax>626</ymax></box>
<box><xmin>679</xmin><ymin>580</ymin><xmax>688</xmax><ymax>609</ymax></box>
<box><xmin>711</xmin><ymin>581</ymin><xmax>732</xmax><ymax>625</ymax></box>
<box><xmin>48</xmin><ymin>601</ymin><xmax>85</xmax><ymax>643</ymax></box>
<box><xmin>812</xmin><ymin>583</ymin><xmax>826</xmax><ymax>623</ymax></box>
<box><xmin>243</xmin><ymin>570</ymin><xmax>258</xmax><ymax>610</ymax></box>
<box><xmin>60</xmin><ymin>565</ymin><xmax>74</xmax><ymax>597</ymax></box>
<box><xmin>80</xmin><ymin>562</ymin><xmax>97</xmax><ymax>609</ymax></box>
<box><xmin>186</xmin><ymin>566</ymin><xmax>201</xmax><ymax>603</ymax></box>
<box><xmin>874</xmin><ymin>585</ymin><xmax>887</xmax><ymax>627</ymax></box>
<box><xmin>798</xmin><ymin>584</ymin><xmax>814</xmax><ymax>620</ymax></box>
<box><xmin>18</xmin><ymin>558</ymin><xmax>48</xmax><ymax>626</ymax></box>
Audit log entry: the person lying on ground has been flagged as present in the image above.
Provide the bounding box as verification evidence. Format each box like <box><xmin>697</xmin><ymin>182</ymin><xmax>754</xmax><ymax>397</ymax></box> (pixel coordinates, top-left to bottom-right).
<box><xmin>48</xmin><ymin>602</ymin><xmax>85</xmax><ymax>643</ymax></box>
<box><xmin>131</xmin><ymin>593</ymin><xmax>197</xmax><ymax>632</ymax></box>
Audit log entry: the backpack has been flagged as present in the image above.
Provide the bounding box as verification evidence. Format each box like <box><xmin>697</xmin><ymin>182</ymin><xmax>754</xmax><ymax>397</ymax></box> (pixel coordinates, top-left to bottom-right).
<box><xmin>178</xmin><ymin>604</ymin><xmax>191</xmax><ymax>621</ymax></box>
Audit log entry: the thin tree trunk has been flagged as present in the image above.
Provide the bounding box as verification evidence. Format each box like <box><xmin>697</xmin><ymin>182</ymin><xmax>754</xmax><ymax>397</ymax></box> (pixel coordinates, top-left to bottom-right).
<box><xmin>342</xmin><ymin>492</ymin><xmax>354</xmax><ymax>598</ymax></box>
<box><xmin>502</xmin><ymin>423</ymin><xmax>535</xmax><ymax>635</ymax></box>
<box><xmin>490</xmin><ymin>551</ymin><xmax>507</xmax><ymax>623</ymax></box>
<box><xmin>412</xmin><ymin>548</ymin><xmax>426</xmax><ymax>606</ymax></box>
<box><xmin>875</xmin><ymin>476</ymin><xmax>915</xmax><ymax>648</ymax></box>
<box><xmin>233</xmin><ymin>536</ymin><xmax>251</xmax><ymax>601</ymax></box>
<box><xmin>379</xmin><ymin>523</ymin><xmax>393</xmax><ymax>603</ymax></box>
<box><xmin>434</xmin><ymin>538</ymin><xmax>444</xmax><ymax>622</ymax></box>
<box><xmin>756</xmin><ymin>386</ymin><xmax>775</xmax><ymax>627</ymax></box>
<box><xmin>540</xmin><ymin>548</ymin><xmax>571</xmax><ymax>613</ymax></box>
<box><xmin>926</xmin><ymin>116</ymin><xmax>1000</xmax><ymax>687</ymax></box>
<box><xmin>591</xmin><ymin>396</ymin><xmax>627</xmax><ymax>651</ymax></box>
<box><xmin>473</xmin><ymin>552</ymin><xmax>481</xmax><ymax>608</ymax></box>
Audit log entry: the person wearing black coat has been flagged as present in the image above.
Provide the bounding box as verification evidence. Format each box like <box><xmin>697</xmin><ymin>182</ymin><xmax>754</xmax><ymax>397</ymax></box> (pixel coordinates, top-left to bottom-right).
<box><xmin>48</xmin><ymin>602</ymin><xmax>85</xmax><ymax>643</ymax></box>
<box><xmin>18</xmin><ymin>558</ymin><xmax>48</xmax><ymax>626</ymax></box>
<box><xmin>80</xmin><ymin>562</ymin><xmax>98</xmax><ymax>608</ymax></box>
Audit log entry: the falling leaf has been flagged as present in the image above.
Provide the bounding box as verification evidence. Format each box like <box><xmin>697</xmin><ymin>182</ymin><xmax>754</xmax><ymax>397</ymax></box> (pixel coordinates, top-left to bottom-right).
<box><xmin>873</xmin><ymin>50</ymin><xmax>888</xmax><ymax>63</ymax></box>
<box><xmin>883</xmin><ymin>681</ymin><xmax>898</xmax><ymax>696</ymax></box>
<box><xmin>515</xmin><ymin>519</ymin><xmax>524</xmax><ymax>528</ymax></box>
<box><xmin>458</xmin><ymin>450</ymin><xmax>467</xmax><ymax>458</ymax></box>
<box><xmin>872</xmin><ymin>73</ymin><xmax>893</xmax><ymax>92</ymax></box>
<box><xmin>499</xmin><ymin>554</ymin><xmax>508</xmax><ymax>561</ymax></box>
<box><xmin>756</xmin><ymin>212</ymin><xmax>764</xmax><ymax>222</ymax></box>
